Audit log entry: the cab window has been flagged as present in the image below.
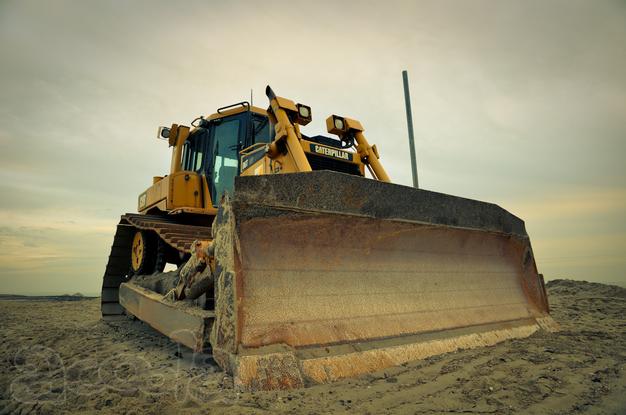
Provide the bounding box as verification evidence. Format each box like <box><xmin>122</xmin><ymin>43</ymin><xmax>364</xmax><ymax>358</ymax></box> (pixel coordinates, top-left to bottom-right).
<box><xmin>251</xmin><ymin>115</ymin><xmax>271</xmax><ymax>144</ymax></box>
<box><xmin>181</xmin><ymin>132</ymin><xmax>204</xmax><ymax>171</ymax></box>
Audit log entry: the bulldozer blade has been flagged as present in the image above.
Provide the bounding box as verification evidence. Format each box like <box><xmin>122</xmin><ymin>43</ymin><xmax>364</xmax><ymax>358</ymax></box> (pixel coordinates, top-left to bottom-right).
<box><xmin>210</xmin><ymin>171</ymin><xmax>557</xmax><ymax>390</ymax></box>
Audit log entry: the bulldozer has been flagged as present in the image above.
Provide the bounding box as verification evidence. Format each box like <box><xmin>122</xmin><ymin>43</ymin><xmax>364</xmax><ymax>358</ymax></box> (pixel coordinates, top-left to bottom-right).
<box><xmin>101</xmin><ymin>86</ymin><xmax>557</xmax><ymax>390</ymax></box>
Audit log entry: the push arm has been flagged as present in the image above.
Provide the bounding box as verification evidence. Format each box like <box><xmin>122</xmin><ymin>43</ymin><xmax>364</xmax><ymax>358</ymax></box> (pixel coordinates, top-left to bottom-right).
<box><xmin>326</xmin><ymin>115</ymin><xmax>390</xmax><ymax>182</ymax></box>
<box><xmin>265</xmin><ymin>86</ymin><xmax>312</xmax><ymax>173</ymax></box>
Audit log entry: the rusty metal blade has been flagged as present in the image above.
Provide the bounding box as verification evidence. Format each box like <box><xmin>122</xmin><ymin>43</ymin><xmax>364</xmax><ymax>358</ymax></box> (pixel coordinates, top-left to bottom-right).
<box><xmin>210</xmin><ymin>171</ymin><xmax>554</xmax><ymax>390</ymax></box>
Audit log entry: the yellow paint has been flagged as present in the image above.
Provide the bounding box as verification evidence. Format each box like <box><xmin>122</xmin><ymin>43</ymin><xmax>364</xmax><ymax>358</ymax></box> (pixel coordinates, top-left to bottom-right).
<box><xmin>136</xmin><ymin>89</ymin><xmax>390</xmax><ymax>230</ymax></box>
<box><xmin>131</xmin><ymin>231</ymin><xmax>144</xmax><ymax>272</ymax></box>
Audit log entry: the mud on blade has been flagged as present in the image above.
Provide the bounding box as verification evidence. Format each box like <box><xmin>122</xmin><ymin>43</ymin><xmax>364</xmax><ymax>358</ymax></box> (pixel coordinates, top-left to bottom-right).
<box><xmin>210</xmin><ymin>171</ymin><xmax>556</xmax><ymax>390</ymax></box>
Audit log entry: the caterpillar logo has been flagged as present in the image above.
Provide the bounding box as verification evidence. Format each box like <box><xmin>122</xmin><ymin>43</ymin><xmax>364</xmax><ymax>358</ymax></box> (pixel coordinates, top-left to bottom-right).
<box><xmin>310</xmin><ymin>144</ymin><xmax>353</xmax><ymax>161</ymax></box>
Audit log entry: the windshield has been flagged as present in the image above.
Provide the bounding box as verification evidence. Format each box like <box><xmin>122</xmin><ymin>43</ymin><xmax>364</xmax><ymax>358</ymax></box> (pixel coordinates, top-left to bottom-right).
<box><xmin>210</xmin><ymin>118</ymin><xmax>240</xmax><ymax>206</ymax></box>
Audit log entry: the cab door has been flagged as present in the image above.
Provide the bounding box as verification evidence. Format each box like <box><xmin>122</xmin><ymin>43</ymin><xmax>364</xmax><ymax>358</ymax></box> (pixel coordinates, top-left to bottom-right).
<box><xmin>169</xmin><ymin>127</ymin><xmax>207</xmax><ymax>210</ymax></box>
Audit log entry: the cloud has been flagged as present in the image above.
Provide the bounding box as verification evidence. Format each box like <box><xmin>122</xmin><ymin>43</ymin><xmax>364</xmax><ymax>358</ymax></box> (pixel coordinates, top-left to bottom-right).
<box><xmin>509</xmin><ymin>187</ymin><xmax>626</xmax><ymax>221</ymax></box>
<box><xmin>0</xmin><ymin>0</ymin><xmax>625</xmax><ymax>293</ymax></box>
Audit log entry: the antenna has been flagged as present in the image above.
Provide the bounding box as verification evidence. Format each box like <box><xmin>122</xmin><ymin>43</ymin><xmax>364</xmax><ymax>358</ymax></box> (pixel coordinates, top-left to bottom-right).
<box><xmin>250</xmin><ymin>89</ymin><xmax>253</xmax><ymax>107</ymax></box>
<box><xmin>402</xmin><ymin>70</ymin><xmax>419</xmax><ymax>188</ymax></box>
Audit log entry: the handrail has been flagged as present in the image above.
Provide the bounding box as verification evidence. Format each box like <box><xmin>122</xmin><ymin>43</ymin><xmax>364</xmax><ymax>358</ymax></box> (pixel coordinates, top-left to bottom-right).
<box><xmin>217</xmin><ymin>101</ymin><xmax>250</xmax><ymax>114</ymax></box>
<box><xmin>239</xmin><ymin>143</ymin><xmax>267</xmax><ymax>156</ymax></box>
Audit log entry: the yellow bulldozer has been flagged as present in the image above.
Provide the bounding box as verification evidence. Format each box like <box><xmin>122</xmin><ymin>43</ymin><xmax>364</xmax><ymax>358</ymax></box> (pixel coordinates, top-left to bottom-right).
<box><xmin>101</xmin><ymin>86</ymin><xmax>557</xmax><ymax>390</ymax></box>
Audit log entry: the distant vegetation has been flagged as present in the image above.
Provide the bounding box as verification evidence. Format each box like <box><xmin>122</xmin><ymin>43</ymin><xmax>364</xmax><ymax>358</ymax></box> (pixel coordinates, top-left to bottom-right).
<box><xmin>0</xmin><ymin>293</ymin><xmax>94</xmax><ymax>301</ymax></box>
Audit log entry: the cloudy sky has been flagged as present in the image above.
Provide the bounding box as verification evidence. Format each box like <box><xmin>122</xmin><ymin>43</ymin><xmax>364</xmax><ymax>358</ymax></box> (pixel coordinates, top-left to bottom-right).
<box><xmin>0</xmin><ymin>0</ymin><xmax>624</xmax><ymax>295</ymax></box>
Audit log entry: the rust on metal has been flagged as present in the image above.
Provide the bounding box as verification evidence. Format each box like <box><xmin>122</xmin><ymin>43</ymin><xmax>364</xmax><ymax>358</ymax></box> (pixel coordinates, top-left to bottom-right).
<box><xmin>236</xmin><ymin>214</ymin><xmax>548</xmax><ymax>349</ymax></box>
<box><xmin>103</xmin><ymin>171</ymin><xmax>557</xmax><ymax>391</ymax></box>
<box><xmin>207</xmin><ymin>171</ymin><xmax>557</xmax><ymax>391</ymax></box>
<box><xmin>100</xmin><ymin>213</ymin><xmax>212</xmax><ymax>318</ymax></box>
<box><xmin>119</xmin><ymin>282</ymin><xmax>214</xmax><ymax>352</ymax></box>
<box><xmin>123</xmin><ymin>213</ymin><xmax>212</xmax><ymax>252</ymax></box>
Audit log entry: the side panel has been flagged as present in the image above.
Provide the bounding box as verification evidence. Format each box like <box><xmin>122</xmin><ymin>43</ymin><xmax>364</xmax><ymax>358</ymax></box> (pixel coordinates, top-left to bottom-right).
<box><xmin>139</xmin><ymin>176</ymin><xmax>170</xmax><ymax>213</ymax></box>
<box><xmin>168</xmin><ymin>171</ymin><xmax>204</xmax><ymax>210</ymax></box>
<box><xmin>240</xmin><ymin>155</ymin><xmax>270</xmax><ymax>177</ymax></box>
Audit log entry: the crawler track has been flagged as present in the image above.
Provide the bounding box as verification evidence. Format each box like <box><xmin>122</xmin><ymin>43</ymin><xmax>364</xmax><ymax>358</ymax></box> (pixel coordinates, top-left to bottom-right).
<box><xmin>100</xmin><ymin>214</ymin><xmax>212</xmax><ymax>318</ymax></box>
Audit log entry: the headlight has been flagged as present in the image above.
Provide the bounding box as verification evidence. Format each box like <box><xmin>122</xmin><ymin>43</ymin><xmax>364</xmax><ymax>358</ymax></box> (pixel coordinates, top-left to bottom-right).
<box><xmin>334</xmin><ymin>117</ymin><xmax>344</xmax><ymax>130</ymax></box>
<box><xmin>295</xmin><ymin>103</ymin><xmax>312</xmax><ymax>126</ymax></box>
<box><xmin>157</xmin><ymin>126</ymin><xmax>170</xmax><ymax>139</ymax></box>
<box><xmin>298</xmin><ymin>105</ymin><xmax>310</xmax><ymax>118</ymax></box>
<box><xmin>325</xmin><ymin>115</ymin><xmax>348</xmax><ymax>135</ymax></box>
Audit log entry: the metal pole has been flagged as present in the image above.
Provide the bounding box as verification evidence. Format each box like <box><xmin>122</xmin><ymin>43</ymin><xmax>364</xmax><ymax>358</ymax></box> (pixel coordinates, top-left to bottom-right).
<box><xmin>402</xmin><ymin>70</ymin><xmax>419</xmax><ymax>188</ymax></box>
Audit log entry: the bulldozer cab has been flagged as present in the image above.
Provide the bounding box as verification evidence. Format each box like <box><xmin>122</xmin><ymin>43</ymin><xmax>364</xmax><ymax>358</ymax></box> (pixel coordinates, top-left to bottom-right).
<box><xmin>138</xmin><ymin>103</ymin><xmax>272</xmax><ymax>215</ymax></box>
<box><xmin>182</xmin><ymin>105</ymin><xmax>271</xmax><ymax>207</ymax></box>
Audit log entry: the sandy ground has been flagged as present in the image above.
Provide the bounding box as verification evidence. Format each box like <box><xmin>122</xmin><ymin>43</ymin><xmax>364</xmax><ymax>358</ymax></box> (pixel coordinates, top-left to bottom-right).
<box><xmin>1</xmin><ymin>279</ymin><xmax>624</xmax><ymax>415</ymax></box>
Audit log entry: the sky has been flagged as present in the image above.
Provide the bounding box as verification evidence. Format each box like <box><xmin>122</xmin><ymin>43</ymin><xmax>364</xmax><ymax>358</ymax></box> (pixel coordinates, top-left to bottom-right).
<box><xmin>0</xmin><ymin>0</ymin><xmax>625</xmax><ymax>295</ymax></box>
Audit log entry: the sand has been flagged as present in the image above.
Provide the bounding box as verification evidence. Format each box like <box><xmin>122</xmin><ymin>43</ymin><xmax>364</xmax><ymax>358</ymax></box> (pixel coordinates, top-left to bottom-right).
<box><xmin>1</xmin><ymin>279</ymin><xmax>624</xmax><ymax>415</ymax></box>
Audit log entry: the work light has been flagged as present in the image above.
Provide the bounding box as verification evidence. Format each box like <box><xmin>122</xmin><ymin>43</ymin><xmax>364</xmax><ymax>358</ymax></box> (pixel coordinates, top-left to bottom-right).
<box><xmin>157</xmin><ymin>126</ymin><xmax>170</xmax><ymax>139</ymax></box>
<box><xmin>295</xmin><ymin>103</ymin><xmax>312</xmax><ymax>125</ymax></box>
<box><xmin>334</xmin><ymin>117</ymin><xmax>344</xmax><ymax>130</ymax></box>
